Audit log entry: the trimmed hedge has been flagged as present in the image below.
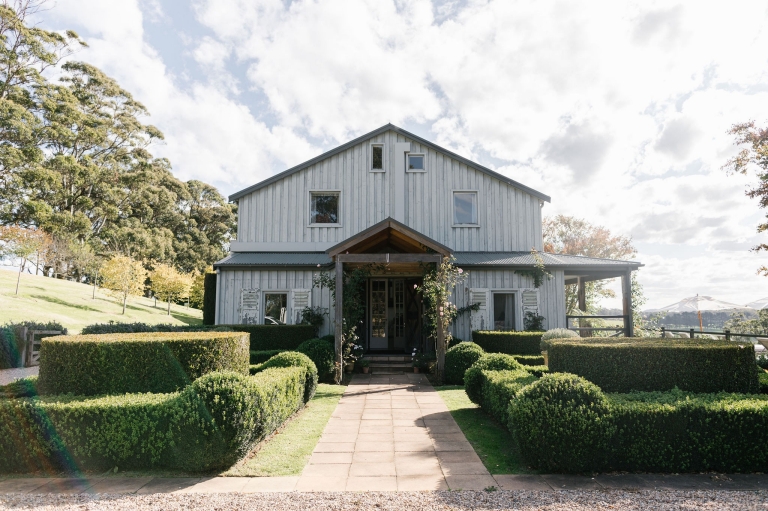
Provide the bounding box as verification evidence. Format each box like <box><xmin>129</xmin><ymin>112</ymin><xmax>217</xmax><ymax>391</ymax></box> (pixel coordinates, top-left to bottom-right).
<box><xmin>37</xmin><ymin>332</ymin><xmax>250</xmax><ymax>396</ymax></box>
<box><xmin>470</xmin><ymin>369</ymin><xmax>538</xmax><ymax>423</ymax></box>
<box><xmin>255</xmin><ymin>351</ymin><xmax>318</xmax><ymax>402</ymax></box>
<box><xmin>471</xmin><ymin>331</ymin><xmax>544</xmax><ymax>355</ymax></box>
<box><xmin>512</xmin><ymin>355</ymin><xmax>545</xmax><ymax>366</ymax></box>
<box><xmin>522</xmin><ymin>365</ymin><xmax>549</xmax><ymax>377</ymax></box>
<box><xmin>250</xmin><ymin>349</ymin><xmax>286</xmax><ymax>365</ymax></box>
<box><xmin>0</xmin><ymin>326</ymin><xmax>19</xmax><ymax>369</ymax></box>
<box><xmin>296</xmin><ymin>339</ymin><xmax>335</xmax><ymax>383</ymax></box>
<box><xmin>508</xmin><ymin>373</ymin><xmax>614</xmax><ymax>473</ymax></box>
<box><xmin>607</xmin><ymin>390</ymin><xmax>768</xmax><ymax>473</ymax></box>
<box><xmin>80</xmin><ymin>322</ymin><xmax>207</xmax><ymax>334</ymax></box>
<box><xmin>464</xmin><ymin>353</ymin><xmax>523</xmax><ymax>404</ymax></box>
<box><xmin>548</xmin><ymin>338</ymin><xmax>760</xmax><ymax>394</ymax></box>
<box><xmin>0</xmin><ymin>360</ymin><xmax>314</xmax><ymax>473</ymax></box>
<box><xmin>760</xmin><ymin>371</ymin><xmax>768</xmax><ymax>394</ymax></box>
<box><xmin>444</xmin><ymin>342</ymin><xmax>485</xmax><ymax>385</ymax></box>
<box><xmin>0</xmin><ymin>376</ymin><xmax>37</xmax><ymax>398</ymax></box>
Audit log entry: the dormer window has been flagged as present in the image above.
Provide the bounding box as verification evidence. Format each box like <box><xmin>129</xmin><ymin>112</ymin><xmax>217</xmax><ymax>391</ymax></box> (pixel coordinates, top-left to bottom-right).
<box><xmin>310</xmin><ymin>191</ymin><xmax>340</xmax><ymax>225</ymax></box>
<box><xmin>407</xmin><ymin>153</ymin><xmax>425</xmax><ymax>172</ymax></box>
<box><xmin>371</xmin><ymin>144</ymin><xmax>383</xmax><ymax>171</ymax></box>
<box><xmin>453</xmin><ymin>191</ymin><xmax>478</xmax><ymax>226</ymax></box>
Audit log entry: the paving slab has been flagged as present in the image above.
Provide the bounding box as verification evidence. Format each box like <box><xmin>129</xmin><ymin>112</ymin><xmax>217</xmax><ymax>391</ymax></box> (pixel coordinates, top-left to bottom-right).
<box><xmin>35</xmin><ymin>478</ymin><xmax>97</xmax><ymax>494</ymax></box>
<box><xmin>492</xmin><ymin>474</ymin><xmax>553</xmax><ymax>491</ymax></box>
<box><xmin>0</xmin><ymin>478</ymin><xmax>53</xmax><ymax>494</ymax></box>
<box><xmin>240</xmin><ymin>477</ymin><xmax>298</xmax><ymax>492</ymax></box>
<box><xmin>594</xmin><ymin>473</ymin><xmax>649</xmax><ymax>489</ymax></box>
<box><xmin>541</xmin><ymin>474</ymin><xmax>603</xmax><ymax>490</ymax></box>
<box><xmin>176</xmin><ymin>477</ymin><xmax>249</xmax><ymax>493</ymax></box>
<box><xmin>135</xmin><ymin>477</ymin><xmax>203</xmax><ymax>494</ymax></box>
<box><xmin>445</xmin><ymin>474</ymin><xmax>499</xmax><ymax>490</ymax></box>
<box><xmin>86</xmin><ymin>477</ymin><xmax>153</xmax><ymax>494</ymax></box>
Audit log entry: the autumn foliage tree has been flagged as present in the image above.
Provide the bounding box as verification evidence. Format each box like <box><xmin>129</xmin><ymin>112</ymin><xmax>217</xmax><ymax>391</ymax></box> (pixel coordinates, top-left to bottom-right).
<box><xmin>723</xmin><ymin>121</ymin><xmax>768</xmax><ymax>275</ymax></box>
<box><xmin>150</xmin><ymin>263</ymin><xmax>192</xmax><ymax>315</ymax></box>
<box><xmin>543</xmin><ymin>215</ymin><xmax>636</xmax><ymax>314</ymax></box>
<box><xmin>100</xmin><ymin>255</ymin><xmax>146</xmax><ymax>314</ymax></box>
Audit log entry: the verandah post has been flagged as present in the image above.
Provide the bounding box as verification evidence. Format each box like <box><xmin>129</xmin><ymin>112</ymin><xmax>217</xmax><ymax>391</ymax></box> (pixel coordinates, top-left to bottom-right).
<box><xmin>621</xmin><ymin>270</ymin><xmax>633</xmax><ymax>337</ymax></box>
<box><xmin>334</xmin><ymin>258</ymin><xmax>343</xmax><ymax>384</ymax></box>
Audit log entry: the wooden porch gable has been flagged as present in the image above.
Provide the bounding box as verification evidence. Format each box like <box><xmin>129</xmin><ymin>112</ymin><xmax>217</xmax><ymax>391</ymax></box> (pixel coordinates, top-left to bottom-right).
<box><xmin>326</xmin><ymin>217</ymin><xmax>452</xmax><ymax>258</ymax></box>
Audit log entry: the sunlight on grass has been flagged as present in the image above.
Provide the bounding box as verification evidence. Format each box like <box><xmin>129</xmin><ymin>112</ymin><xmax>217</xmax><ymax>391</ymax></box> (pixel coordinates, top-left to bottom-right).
<box><xmin>436</xmin><ymin>385</ymin><xmax>533</xmax><ymax>475</ymax></box>
<box><xmin>223</xmin><ymin>383</ymin><xmax>345</xmax><ymax>477</ymax></box>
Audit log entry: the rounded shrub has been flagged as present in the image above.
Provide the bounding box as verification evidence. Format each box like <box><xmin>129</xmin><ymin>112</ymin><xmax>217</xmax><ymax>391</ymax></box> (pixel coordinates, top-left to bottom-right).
<box><xmin>445</xmin><ymin>342</ymin><xmax>485</xmax><ymax>384</ymax></box>
<box><xmin>296</xmin><ymin>338</ymin><xmax>335</xmax><ymax>383</ymax></box>
<box><xmin>37</xmin><ymin>331</ymin><xmax>250</xmax><ymax>396</ymax></box>
<box><xmin>508</xmin><ymin>373</ymin><xmax>613</xmax><ymax>472</ymax></box>
<box><xmin>464</xmin><ymin>353</ymin><xmax>523</xmax><ymax>404</ymax></box>
<box><xmin>259</xmin><ymin>351</ymin><xmax>318</xmax><ymax>402</ymax></box>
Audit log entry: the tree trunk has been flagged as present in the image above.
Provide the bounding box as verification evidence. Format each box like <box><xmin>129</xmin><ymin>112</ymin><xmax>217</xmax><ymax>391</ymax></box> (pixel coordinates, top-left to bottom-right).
<box><xmin>92</xmin><ymin>271</ymin><xmax>98</xmax><ymax>299</ymax></box>
<box><xmin>122</xmin><ymin>294</ymin><xmax>127</xmax><ymax>314</ymax></box>
<box><xmin>15</xmin><ymin>259</ymin><xmax>23</xmax><ymax>295</ymax></box>
<box><xmin>167</xmin><ymin>298</ymin><xmax>171</xmax><ymax>315</ymax></box>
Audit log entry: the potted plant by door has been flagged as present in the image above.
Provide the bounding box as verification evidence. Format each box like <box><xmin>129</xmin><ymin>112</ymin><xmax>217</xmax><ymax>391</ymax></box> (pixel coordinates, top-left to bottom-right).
<box><xmin>360</xmin><ymin>358</ymin><xmax>370</xmax><ymax>374</ymax></box>
<box><xmin>412</xmin><ymin>354</ymin><xmax>422</xmax><ymax>373</ymax></box>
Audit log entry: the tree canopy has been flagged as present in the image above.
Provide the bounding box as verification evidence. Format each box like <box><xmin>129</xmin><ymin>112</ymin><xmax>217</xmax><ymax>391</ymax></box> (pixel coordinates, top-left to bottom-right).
<box><xmin>0</xmin><ymin>1</ymin><xmax>235</xmax><ymax>286</ymax></box>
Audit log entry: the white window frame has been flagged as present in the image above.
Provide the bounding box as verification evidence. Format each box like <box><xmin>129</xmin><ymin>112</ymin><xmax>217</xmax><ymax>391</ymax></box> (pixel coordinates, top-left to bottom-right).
<box><xmin>263</xmin><ymin>290</ymin><xmax>289</xmax><ymax>324</ymax></box>
<box><xmin>406</xmin><ymin>153</ymin><xmax>426</xmax><ymax>173</ymax></box>
<box><xmin>452</xmin><ymin>190</ymin><xmax>480</xmax><ymax>227</ymax></box>
<box><xmin>308</xmin><ymin>190</ymin><xmax>342</xmax><ymax>227</ymax></box>
<box><xmin>370</xmin><ymin>143</ymin><xmax>385</xmax><ymax>173</ymax></box>
<box><xmin>491</xmin><ymin>290</ymin><xmax>522</xmax><ymax>331</ymax></box>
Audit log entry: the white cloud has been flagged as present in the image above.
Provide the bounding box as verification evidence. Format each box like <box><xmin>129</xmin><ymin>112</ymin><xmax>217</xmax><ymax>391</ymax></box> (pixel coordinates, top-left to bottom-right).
<box><xmin>40</xmin><ymin>0</ymin><xmax>768</xmax><ymax>309</ymax></box>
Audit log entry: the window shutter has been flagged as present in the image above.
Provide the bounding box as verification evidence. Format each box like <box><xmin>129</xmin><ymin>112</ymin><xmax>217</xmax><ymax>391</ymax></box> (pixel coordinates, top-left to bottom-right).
<box><xmin>240</xmin><ymin>288</ymin><xmax>261</xmax><ymax>325</ymax></box>
<box><xmin>291</xmin><ymin>289</ymin><xmax>311</xmax><ymax>324</ymax></box>
<box><xmin>521</xmin><ymin>289</ymin><xmax>539</xmax><ymax>316</ymax></box>
<box><xmin>469</xmin><ymin>288</ymin><xmax>490</xmax><ymax>331</ymax></box>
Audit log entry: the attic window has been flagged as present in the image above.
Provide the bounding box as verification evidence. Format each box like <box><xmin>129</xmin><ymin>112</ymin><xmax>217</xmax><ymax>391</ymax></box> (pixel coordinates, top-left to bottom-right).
<box><xmin>310</xmin><ymin>192</ymin><xmax>340</xmax><ymax>225</ymax></box>
<box><xmin>407</xmin><ymin>154</ymin><xmax>425</xmax><ymax>172</ymax></box>
<box><xmin>453</xmin><ymin>191</ymin><xmax>478</xmax><ymax>225</ymax></box>
<box><xmin>371</xmin><ymin>144</ymin><xmax>383</xmax><ymax>171</ymax></box>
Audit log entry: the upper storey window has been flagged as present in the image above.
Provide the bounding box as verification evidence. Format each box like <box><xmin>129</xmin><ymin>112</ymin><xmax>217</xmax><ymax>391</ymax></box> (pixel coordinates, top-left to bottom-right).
<box><xmin>371</xmin><ymin>144</ymin><xmax>383</xmax><ymax>171</ymax></box>
<box><xmin>453</xmin><ymin>191</ymin><xmax>478</xmax><ymax>225</ymax></box>
<box><xmin>310</xmin><ymin>191</ymin><xmax>340</xmax><ymax>225</ymax></box>
<box><xmin>407</xmin><ymin>154</ymin><xmax>425</xmax><ymax>172</ymax></box>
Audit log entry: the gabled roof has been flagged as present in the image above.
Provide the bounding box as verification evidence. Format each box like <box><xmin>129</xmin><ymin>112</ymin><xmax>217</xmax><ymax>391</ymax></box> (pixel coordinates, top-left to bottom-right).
<box><xmin>326</xmin><ymin>217</ymin><xmax>452</xmax><ymax>257</ymax></box>
<box><xmin>228</xmin><ymin>124</ymin><xmax>551</xmax><ymax>202</ymax></box>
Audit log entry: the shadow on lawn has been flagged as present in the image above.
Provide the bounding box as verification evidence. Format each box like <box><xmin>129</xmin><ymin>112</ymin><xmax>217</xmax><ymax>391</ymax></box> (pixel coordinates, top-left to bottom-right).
<box><xmin>30</xmin><ymin>295</ymin><xmax>101</xmax><ymax>312</ymax></box>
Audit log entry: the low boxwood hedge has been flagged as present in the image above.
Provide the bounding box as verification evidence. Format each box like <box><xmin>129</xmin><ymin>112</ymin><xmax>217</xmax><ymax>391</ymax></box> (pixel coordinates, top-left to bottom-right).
<box><xmin>512</xmin><ymin>355</ymin><xmax>545</xmax><ymax>366</ymax></box>
<box><xmin>226</xmin><ymin>325</ymin><xmax>316</xmax><ymax>351</ymax></box>
<box><xmin>0</xmin><ymin>359</ymin><xmax>314</xmax><ymax>473</ymax></box>
<box><xmin>464</xmin><ymin>353</ymin><xmax>524</xmax><ymax>404</ymax></box>
<box><xmin>444</xmin><ymin>342</ymin><xmax>485</xmax><ymax>385</ymax></box>
<box><xmin>37</xmin><ymin>332</ymin><xmax>250</xmax><ymax>396</ymax></box>
<box><xmin>255</xmin><ymin>351</ymin><xmax>318</xmax><ymax>402</ymax></box>
<box><xmin>0</xmin><ymin>375</ymin><xmax>37</xmax><ymax>398</ymax></box>
<box><xmin>471</xmin><ymin>331</ymin><xmax>544</xmax><ymax>355</ymax></box>
<box><xmin>296</xmin><ymin>339</ymin><xmax>335</xmax><ymax>383</ymax></box>
<box><xmin>250</xmin><ymin>349</ymin><xmax>286</xmax><ymax>364</ymax></box>
<box><xmin>548</xmin><ymin>338</ymin><xmax>760</xmax><ymax>394</ymax></box>
<box><xmin>471</xmin><ymin>369</ymin><xmax>538</xmax><ymax>423</ymax></box>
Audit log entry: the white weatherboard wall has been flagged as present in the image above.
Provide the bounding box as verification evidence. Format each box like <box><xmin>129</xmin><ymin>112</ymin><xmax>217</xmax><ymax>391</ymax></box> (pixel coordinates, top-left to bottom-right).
<box><xmin>235</xmin><ymin>130</ymin><xmax>543</xmax><ymax>252</ymax></box>
<box><xmin>216</xmin><ymin>267</ymin><xmax>566</xmax><ymax>338</ymax></box>
<box><xmin>217</xmin><ymin>268</ymin><xmax>334</xmax><ymax>335</ymax></box>
<box><xmin>451</xmin><ymin>269</ymin><xmax>566</xmax><ymax>341</ymax></box>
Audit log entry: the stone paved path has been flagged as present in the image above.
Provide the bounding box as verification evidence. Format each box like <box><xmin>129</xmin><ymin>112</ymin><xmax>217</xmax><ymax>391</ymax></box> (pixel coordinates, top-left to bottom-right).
<box><xmin>295</xmin><ymin>372</ymin><xmax>496</xmax><ymax>491</ymax></box>
<box><xmin>0</xmin><ymin>366</ymin><xmax>38</xmax><ymax>386</ymax></box>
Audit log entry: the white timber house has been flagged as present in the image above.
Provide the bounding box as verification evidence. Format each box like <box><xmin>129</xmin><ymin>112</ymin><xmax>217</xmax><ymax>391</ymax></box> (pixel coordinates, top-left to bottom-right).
<box><xmin>214</xmin><ymin>124</ymin><xmax>641</xmax><ymax>353</ymax></box>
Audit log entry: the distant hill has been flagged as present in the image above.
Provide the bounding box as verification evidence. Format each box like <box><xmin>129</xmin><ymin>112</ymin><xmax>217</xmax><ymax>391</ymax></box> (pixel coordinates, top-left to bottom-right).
<box><xmin>0</xmin><ymin>269</ymin><xmax>202</xmax><ymax>334</ymax></box>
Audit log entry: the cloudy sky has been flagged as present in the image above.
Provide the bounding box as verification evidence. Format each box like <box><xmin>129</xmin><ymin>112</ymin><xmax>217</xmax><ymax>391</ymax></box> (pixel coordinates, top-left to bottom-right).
<box><xmin>37</xmin><ymin>0</ymin><xmax>768</xmax><ymax>309</ymax></box>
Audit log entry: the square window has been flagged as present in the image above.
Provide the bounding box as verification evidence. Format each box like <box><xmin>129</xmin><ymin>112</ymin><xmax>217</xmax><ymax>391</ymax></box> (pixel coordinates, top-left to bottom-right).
<box><xmin>264</xmin><ymin>293</ymin><xmax>287</xmax><ymax>324</ymax></box>
<box><xmin>310</xmin><ymin>192</ymin><xmax>339</xmax><ymax>224</ymax></box>
<box><xmin>493</xmin><ymin>293</ymin><xmax>516</xmax><ymax>331</ymax></box>
<box><xmin>372</xmin><ymin>145</ymin><xmax>383</xmax><ymax>170</ymax></box>
<box><xmin>453</xmin><ymin>192</ymin><xmax>478</xmax><ymax>225</ymax></box>
<box><xmin>407</xmin><ymin>154</ymin><xmax>424</xmax><ymax>171</ymax></box>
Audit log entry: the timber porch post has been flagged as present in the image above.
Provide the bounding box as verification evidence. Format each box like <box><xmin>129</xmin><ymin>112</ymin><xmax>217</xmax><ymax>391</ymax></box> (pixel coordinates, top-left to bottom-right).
<box><xmin>335</xmin><ymin>258</ymin><xmax>343</xmax><ymax>383</ymax></box>
<box><xmin>621</xmin><ymin>270</ymin><xmax>634</xmax><ymax>337</ymax></box>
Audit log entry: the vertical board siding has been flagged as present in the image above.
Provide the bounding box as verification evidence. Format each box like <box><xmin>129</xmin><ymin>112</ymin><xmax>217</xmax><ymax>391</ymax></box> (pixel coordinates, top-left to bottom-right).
<box><xmin>217</xmin><ymin>268</ymin><xmax>335</xmax><ymax>336</ymax></box>
<box><xmin>236</xmin><ymin>131</ymin><xmax>543</xmax><ymax>252</ymax></box>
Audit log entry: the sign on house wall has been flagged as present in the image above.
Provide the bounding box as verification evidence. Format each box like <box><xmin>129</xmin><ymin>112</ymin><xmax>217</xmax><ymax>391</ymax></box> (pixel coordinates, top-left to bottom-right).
<box><xmin>240</xmin><ymin>289</ymin><xmax>260</xmax><ymax>324</ymax></box>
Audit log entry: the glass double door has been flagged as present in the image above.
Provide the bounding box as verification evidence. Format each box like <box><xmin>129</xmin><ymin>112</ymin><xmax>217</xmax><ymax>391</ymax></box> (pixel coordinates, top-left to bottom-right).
<box><xmin>368</xmin><ymin>278</ymin><xmax>422</xmax><ymax>352</ymax></box>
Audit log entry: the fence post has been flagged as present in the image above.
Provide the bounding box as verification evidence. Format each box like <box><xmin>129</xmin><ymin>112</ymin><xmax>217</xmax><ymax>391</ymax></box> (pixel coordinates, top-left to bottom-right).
<box><xmin>690</xmin><ymin>328</ymin><xmax>695</xmax><ymax>339</ymax></box>
<box><xmin>661</xmin><ymin>326</ymin><xmax>665</xmax><ymax>338</ymax></box>
<box><xmin>725</xmin><ymin>329</ymin><xmax>731</xmax><ymax>341</ymax></box>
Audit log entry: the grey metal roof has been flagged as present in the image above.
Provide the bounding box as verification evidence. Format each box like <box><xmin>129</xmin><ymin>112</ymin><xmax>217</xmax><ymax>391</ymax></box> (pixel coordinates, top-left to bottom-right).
<box><xmin>453</xmin><ymin>252</ymin><xmax>642</xmax><ymax>269</ymax></box>
<box><xmin>215</xmin><ymin>251</ymin><xmax>642</xmax><ymax>270</ymax></box>
<box><xmin>214</xmin><ymin>252</ymin><xmax>332</xmax><ymax>268</ymax></box>
<box><xmin>228</xmin><ymin>124</ymin><xmax>551</xmax><ymax>203</ymax></box>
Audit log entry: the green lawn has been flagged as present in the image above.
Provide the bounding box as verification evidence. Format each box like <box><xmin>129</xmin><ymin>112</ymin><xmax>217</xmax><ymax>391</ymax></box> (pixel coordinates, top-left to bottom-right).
<box><xmin>436</xmin><ymin>385</ymin><xmax>533</xmax><ymax>474</ymax></box>
<box><xmin>0</xmin><ymin>269</ymin><xmax>201</xmax><ymax>333</ymax></box>
<box><xmin>223</xmin><ymin>383</ymin><xmax>346</xmax><ymax>476</ymax></box>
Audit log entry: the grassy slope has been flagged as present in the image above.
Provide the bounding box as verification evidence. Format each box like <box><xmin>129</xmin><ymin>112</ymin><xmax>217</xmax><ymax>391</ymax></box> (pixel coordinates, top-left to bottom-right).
<box><xmin>436</xmin><ymin>385</ymin><xmax>533</xmax><ymax>475</ymax></box>
<box><xmin>224</xmin><ymin>384</ymin><xmax>346</xmax><ymax>477</ymax></box>
<box><xmin>0</xmin><ymin>269</ymin><xmax>201</xmax><ymax>334</ymax></box>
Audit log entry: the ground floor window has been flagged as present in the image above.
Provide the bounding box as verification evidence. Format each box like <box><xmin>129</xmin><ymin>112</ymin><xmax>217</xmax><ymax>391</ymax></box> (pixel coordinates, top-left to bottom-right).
<box><xmin>264</xmin><ymin>293</ymin><xmax>287</xmax><ymax>324</ymax></box>
<box><xmin>493</xmin><ymin>292</ymin><xmax>516</xmax><ymax>331</ymax></box>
